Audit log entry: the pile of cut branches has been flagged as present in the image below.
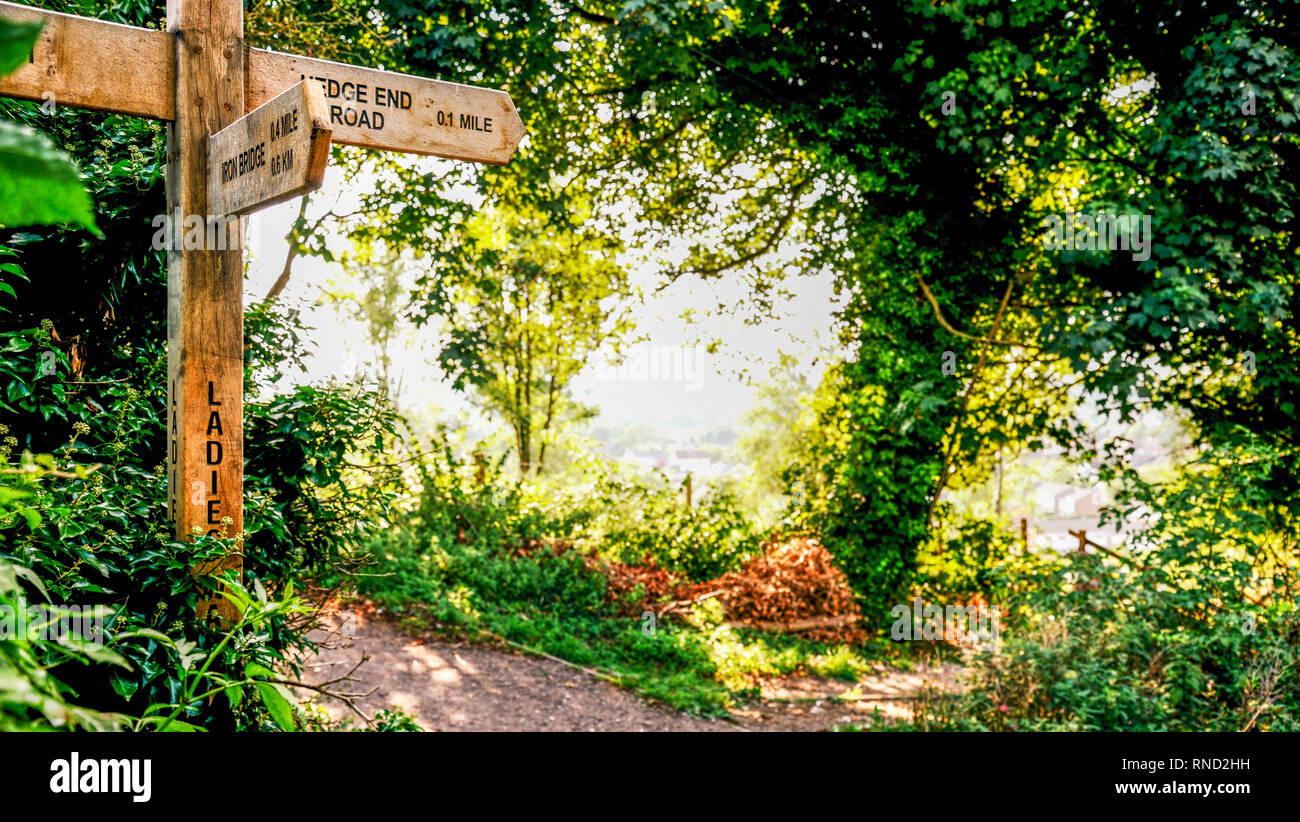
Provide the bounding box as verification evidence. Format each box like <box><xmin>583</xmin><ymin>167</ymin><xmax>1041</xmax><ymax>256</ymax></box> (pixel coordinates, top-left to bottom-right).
<box><xmin>601</xmin><ymin>537</ymin><xmax>866</xmax><ymax>643</ymax></box>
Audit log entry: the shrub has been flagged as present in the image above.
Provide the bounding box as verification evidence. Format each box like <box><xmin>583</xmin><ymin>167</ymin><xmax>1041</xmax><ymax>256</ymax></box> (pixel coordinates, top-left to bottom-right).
<box><xmin>909</xmin><ymin>549</ymin><xmax>1299</xmax><ymax>732</ymax></box>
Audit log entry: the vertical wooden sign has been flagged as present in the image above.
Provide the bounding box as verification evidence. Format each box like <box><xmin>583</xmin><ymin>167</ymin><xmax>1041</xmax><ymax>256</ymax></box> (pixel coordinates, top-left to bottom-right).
<box><xmin>165</xmin><ymin>0</ymin><xmax>245</xmax><ymax>626</ymax></box>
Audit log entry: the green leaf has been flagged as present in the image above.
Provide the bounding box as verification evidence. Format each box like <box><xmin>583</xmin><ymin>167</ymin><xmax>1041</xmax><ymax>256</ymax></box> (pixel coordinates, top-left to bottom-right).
<box><xmin>60</xmin><ymin>637</ymin><xmax>131</xmax><ymax>670</ymax></box>
<box><xmin>109</xmin><ymin>672</ymin><xmax>139</xmax><ymax>700</ymax></box>
<box><xmin>244</xmin><ymin>662</ymin><xmax>275</xmax><ymax>679</ymax></box>
<box><xmin>0</xmin><ymin>120</ymin><xmax>99</xmax><ymax>234</ymax></box>
<box><xmin>160</xmin><ymin>719</ymin><xmax>204</xmax><ymax>732</ymax></box>
<box><xmin>9</xmin><ymin>562</ymin><xmax>49</xmax><ymax>602</ymax></box>
<box><xmin>0</xmin><ymin>17</ymin><xmax>43</xmax><ymax>77</ymax></box>
<box><xmin>117</xmin><ymin>627</ymin><xmax>173</xmax><ymax>645</ymax></box>
<box><xmin>254</xmin><ymin>681</ymin><xmax>296</xmax><ymax>731</ymax></box>
<box><xmin>172</xmin><ymin>638</ymin><xmax>204</xmax><ymax>672</ymax></box>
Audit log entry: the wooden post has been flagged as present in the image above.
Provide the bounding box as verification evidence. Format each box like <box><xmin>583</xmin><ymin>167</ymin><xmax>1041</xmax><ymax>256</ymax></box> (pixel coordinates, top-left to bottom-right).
<box><xmin>684</xmin><ymin>474</ymin><xmax>692</xmax><ymax>510</ymax></box>
<box><xmin>165</xmin><ymin>0</ymin><xmax>245</xmax><ymax>626</ymax></box>
<box><xmin>1020</xmin><ymin>517</ymin><xmax>1028</xmax><ymax>548</ymax></box>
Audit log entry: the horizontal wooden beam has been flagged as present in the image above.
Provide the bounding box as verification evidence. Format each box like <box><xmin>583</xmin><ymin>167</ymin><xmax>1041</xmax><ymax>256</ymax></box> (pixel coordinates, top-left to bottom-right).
<box><xmin>0</xmin><ymin>0</ymin><xmax>173</xmax><ymax>120</ymax></box>
<box><xmin>246</xmin><ymin>47</ymin><xmax>525</xmax><ymax>164</ymax></box>
<box><xmin>0</xmin><ymin>3</ymin><xmax>527</xmax><ymax>163</ymax></box>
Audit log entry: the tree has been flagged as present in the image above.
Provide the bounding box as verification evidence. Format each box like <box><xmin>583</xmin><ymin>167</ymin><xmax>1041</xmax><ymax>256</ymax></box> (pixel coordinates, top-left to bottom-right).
<box><xmin>430</xmin><ymin>200</ymin><xmax>634</xmax><ymax>475</ymax></box>
<box><xmin>342</xmin><ymin>0</ymin><xmax>1300</xmax><ymax>607</ymax></box>
<box><xmin>320</xmin><ymin>252</ymin><xmax>412</xmax><ymax>402</ymax></box>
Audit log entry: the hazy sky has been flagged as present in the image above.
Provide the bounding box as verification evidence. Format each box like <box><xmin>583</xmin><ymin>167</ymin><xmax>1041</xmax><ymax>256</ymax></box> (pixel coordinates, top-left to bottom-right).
<box><xmin>243</xmin><ymin>157</ymin><xmax>842</xmax><ymax>443</ymax></box>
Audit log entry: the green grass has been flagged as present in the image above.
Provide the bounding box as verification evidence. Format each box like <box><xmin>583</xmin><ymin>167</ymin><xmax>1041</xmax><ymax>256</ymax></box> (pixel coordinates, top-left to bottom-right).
<box><xmin>351</xmin><ymin>528</ymin><xmax>899</xmax><ymax>717</ymax></box>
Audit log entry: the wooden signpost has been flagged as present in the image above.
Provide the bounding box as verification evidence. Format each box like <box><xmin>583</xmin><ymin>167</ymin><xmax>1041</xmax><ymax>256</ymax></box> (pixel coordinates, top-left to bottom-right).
<box><xmin>0</xmin><ymin>0</ymin><xmax>525</xmax><ymax>624</ymax></box>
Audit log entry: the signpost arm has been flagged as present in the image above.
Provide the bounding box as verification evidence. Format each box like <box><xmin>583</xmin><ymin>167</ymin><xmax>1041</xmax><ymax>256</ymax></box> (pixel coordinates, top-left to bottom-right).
<box><xmin>0</xmin><ymin>1</ymin><xmax>174</xmax><ymax>120</ymax></box>
<box><xmin>165</xmin><ymin>0</ymin><xmax>245</xmax><ymax>625</ymax></box>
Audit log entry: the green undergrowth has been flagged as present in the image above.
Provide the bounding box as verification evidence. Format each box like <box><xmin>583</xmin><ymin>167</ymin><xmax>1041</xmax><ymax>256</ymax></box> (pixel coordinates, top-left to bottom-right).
<box><xmin>351</xmin><ymin>527</ymin><xmax>901</xmax><ymax>717</ymax></box>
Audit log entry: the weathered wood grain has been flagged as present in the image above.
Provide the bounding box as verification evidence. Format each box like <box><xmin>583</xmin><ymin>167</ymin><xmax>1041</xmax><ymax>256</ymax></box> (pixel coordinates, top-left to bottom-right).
<box><xmin>0</xmin><ymin>0</ymin><xmax>173</xmax><ymax>120</ymax></box>
<box><xmin>165</xmin><ymin>0</ymin><xmax>244</xmax><ymax>626</ymax></box>
<box><xmin>246</xmin><ymin>47</ymin><xmax>525</xmax><ymax>164</ymax></box>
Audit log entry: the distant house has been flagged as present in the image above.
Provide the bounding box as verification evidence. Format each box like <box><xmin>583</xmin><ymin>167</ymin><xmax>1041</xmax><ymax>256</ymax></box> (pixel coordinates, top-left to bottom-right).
<box><xmin>1017</xmin><ymin>482</ymin><xmax>1119</xmax><ymax>553</ymax></box>
<box><xmin>1034</xmin><ymin>483</ymin><xmax>1104</xmax><ymax>517</ymax></box>
<box><xmin>1054</xmin><ymin>487</ymin><xmax>1103</xmax><ymax>517</ymax></box>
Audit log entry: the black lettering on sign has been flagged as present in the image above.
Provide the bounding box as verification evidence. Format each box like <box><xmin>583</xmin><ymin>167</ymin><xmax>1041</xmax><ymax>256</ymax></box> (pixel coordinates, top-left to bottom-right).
<box><xmin>271</xmin><ymin>148</ymin><xmax>295</xmax><ymax>176</ymax></box>
<box><xmin>208</xmin><ymin>381</ymin><xmax>222</xmax><ymax>406</ymax></box>
<box><xmin>438</xmin><ymin>111</ymin><xmax>492</xmax><ymax>133</ymax></box>
<box><xmin>270</xmin><ymin>107</ymin><xmax>300</xmax><ymax>142</ymax></box>
<box><xmin>207</xmin><ymin>441</ymin><xmax>223</xmax><ymax>465</ymax></box>
<box><xmin>220</xmin><ymin>142</ymin><xmax>268</xmax><ymax>185</ymax></box>
<box><xmin>304</xmin><ymin>74</ymin><xmax>391</xmax><ymax>132</ymax></box>
<box><xmin>456</xmin><ymin>113</ymin><xmax>490</xmax><ymax>132</ymax></box>
<box><xmin>374</xmin><ymin>88</ymin><xmax>412</xmax><ymax>110</ymax></box>
<box><xmin>332</xmin><ymin>107</ymin><xmax>380</xmax><ymax>129</ymax></box>
<box><xmin>168</xmin><ymin>379</ymin><xmax>178</xmax><ymax>520</ymax></box>
<box><xmin>206</xmin><ymin>410</ymin><xmax>223</xmax><ymax>436</ymax></box>
<box><xmin>207</xmin><ymin>499</ymin><xmax>221</xmax><ymax>525</ymax></box>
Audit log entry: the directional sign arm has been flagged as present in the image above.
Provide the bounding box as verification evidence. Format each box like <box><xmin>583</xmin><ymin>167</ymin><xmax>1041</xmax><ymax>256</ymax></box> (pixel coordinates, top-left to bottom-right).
<box><xmin>208</xmin><ymin>80</ymin><xmax>331</xmax><ymax>217</ymax></box>
<box><xmin>0</xmin><ymin>2</ymin><xmax>526</xmax><ymax>160</ymax></box>
<box><xmin>0</xmin><ymin>0</ymin><xmax>173</xmax><ymax>120</ymax></box>
<box><xmin>246</xmin><ymin>47</ymin><xmax>525</xmax><ymax>164</ymax></box>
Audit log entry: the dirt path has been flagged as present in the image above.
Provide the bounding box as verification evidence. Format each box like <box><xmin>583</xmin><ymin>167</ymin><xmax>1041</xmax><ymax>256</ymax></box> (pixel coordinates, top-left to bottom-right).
<box><xmin>295</xmin><ymin>610</ymin><xmax>961</xmax><ymax>732</ymax></box>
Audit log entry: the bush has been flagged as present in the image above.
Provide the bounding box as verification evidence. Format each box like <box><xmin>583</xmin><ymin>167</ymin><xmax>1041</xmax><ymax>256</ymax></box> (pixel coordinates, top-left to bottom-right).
<box><xmin>909</xmin><ymin>549</ymin><xmax>1299</xmax><ymax>732</ymax></box>
<box><xmin>0</xmin><ymin>250</ymin><xmax>399</xmax><ymax>733</ymax></box>
<box><xmin>573</xmin><ymin>464</ymin><xmax>760</xmax><ymax>582</ymax></box>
